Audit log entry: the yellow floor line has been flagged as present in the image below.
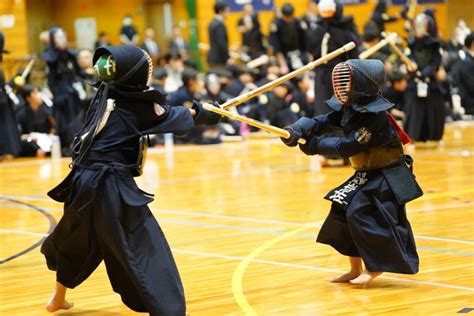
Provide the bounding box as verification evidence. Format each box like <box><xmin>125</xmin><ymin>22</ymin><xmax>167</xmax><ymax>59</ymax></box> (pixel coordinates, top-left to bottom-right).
<box><xmin>231</xmin><ymin>224</ymin><xmax>315</xmax><ymax>315</ymax></box>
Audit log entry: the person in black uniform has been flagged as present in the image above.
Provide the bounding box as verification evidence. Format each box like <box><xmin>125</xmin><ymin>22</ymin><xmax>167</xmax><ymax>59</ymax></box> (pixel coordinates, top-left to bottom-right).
<box><xmin>301</xmin><ymin>0</ymin><xmax>319</xmax><ymax>34</ymax></box>
<box><xmin>309</xmin><ymin>0</ymin><xmax>359</xmax><ymax>116</ymax></box>
<box><xmin>358</xmin><ymin>22</ymin><xmax>391</xmax><ymax>63</ymax></box>
<box><xmin>0</xmin><ymin>32</ymin><xmax>22</xmax><ymax>161</ymax></box>
<box><xmin>16</xmin><ymin>84</ymin><xmax>56</xmax><ymax>157</ymax></box>
<box><xmin>237</xmin><ymin>4</ymin><xmax>265</xmax><ymax>59</ymax></box>
<box><xmin>404</xmin><ymin>13</ymin><xmax>445</xmax><ymax>144</ymax></box>
<box><xmin>167</xmin><ymin>68</ymin><xmax>201</xmax><ymax>108</ymax></box>
<box><xmin>290</xmin><ymin>74</ymin><xmax>313</xmax><ymax>117</ymax></box>
<box><xmin>151</xmin><ymin>67</ymin><xmax>168</xmax><ymax>93</ymax></box>
<box><xmin>281</xmin><ymin>59</ymin><xmax>422</xmax><ymax>285</ymax></box>
<box><xmin>268</xmin><ymin>3</ymin><xmax>307</xmax><ymax>74</ymax></box>
<box><xmin>41</xmin><ymin>45</ymin><xmax>220</xmax><ymax>314</ymax></box>
<box><xmin>119</xmin><ymin>14</ymin><xmax>139</xmax><ymax>45</ymax></box>
<box><xmin>207</xmin><ymin>1</ymin><xmax>230</xmax><ymax>68</ymax></box>
<box><xmin>371</xmin><ymin>0</ymin><xmax>401</xmax><ymax>36</ymax></box>
<box><xmin>43</xmin><ymin>27</ymin><xmax>85</xmax><ymax>155</ymax></box>
<box><xmin>454</xmin><ymin>33</ymin><xmax>474</xmax><ymax>115</ymax></box>
<box><xmin>263</xmin><ymin>81</ymin><xmax>297</xmax><ymax>128</ymax></box>
<box><xmin>168</xmin><ymin>68</ymin><xmax>221</xmax><ymax>145</ymax></box>
<box><xmin>382</xmin><ymin>71</ymin><xmax>408</xmax><ymax>122</ymax></box>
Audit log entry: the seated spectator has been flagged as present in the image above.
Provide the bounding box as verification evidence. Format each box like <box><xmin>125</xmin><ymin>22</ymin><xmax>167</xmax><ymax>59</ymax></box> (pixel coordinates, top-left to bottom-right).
<box><xmin>151</xmin><ymin>68</ymin><xmax>168</xmax><ymax>93</ymax></box>
<box><xmin>382</xmin><ymin>71</ymin><xmax>408</xmax><ymax>122</ymax></box>
<box><xmin>290</xmin><ymin>74</ymin><xmax>313</xmax><ymax>117</ymax></box>
<box><xmin>255</xmin><ymin>58</ymin><xmax>280</xmax><ymax>86</ymax></box>
<box><xmin>209</xmin><ymin>67</ymin><xmax>233</xmax><ymax>95</ymax></box>
<box><xmin>262</xmin><ymin>81</ymin><xmax>298</xmax><ymax>128</ymax></box>
<box><xmin>168</xmin><ymin>68</ymin><xmax>221</xmax><ymax>144</ymax></box>
<box><xmin>164</xmin><ymin>51</ymin><xmax>184</xmax><ymax>93</ymax></box>
<box><xmin>228</xmin><ymin>66</ymin><xmax>257</xmax><ymax>97</ymax></box>
<box><xmin>95</xmin><ymin>32</ymin><xmax>110</xmax><ymax>49</ymax></box>
<box><xmin>203</xmin><ymin>73</ymin><xmax>240</xmax><ymax>137</ymax></box>
<box><xmin>16</xmin><ymin>84</ymin><xmax>56</xmax><ymax>157</ymax></box>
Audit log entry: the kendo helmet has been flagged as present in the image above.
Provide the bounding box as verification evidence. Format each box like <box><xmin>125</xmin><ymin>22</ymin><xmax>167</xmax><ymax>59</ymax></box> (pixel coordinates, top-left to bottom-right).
<box><xmin>92</xmin><ymin>45</ymin><xmax>163</xmax><ymax>102</ymax></box>
<box><xmin>326</xmin><ymin>59</ymin><xmax>393</xmax><ymax>113</ymax></box>
<box><xmin>281</xmin><ymin>3</ymin><xmax>295</xmax><ymax>17</ymax></box>
<box><xmin>318</xmin><ymin>0</ymin><xmax>336</xmax><ymax>18</ymax></box>
<box><xmin>49</xmin><ymin>27</ymin><xmax>68</xmax><ymax>51</ymax></box>
<box><xmin>413</xmin><ymin>13</ymin><xmax>434</xmax><ymax>38</ymax></box>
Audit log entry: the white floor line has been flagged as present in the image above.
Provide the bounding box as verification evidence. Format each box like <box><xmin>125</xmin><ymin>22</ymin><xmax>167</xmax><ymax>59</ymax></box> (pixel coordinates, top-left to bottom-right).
<box><xmin>174</xmin><ymin>249</ymin><xmax>474</xmax><ymax>292</ymax></box>
<box><xmin>2</xmin><ymin>227</ymin><xmax>472</xmax><ymax>292</ymax></box>
<box><xmin>1</xmin><ymin>196</ymin><xmax>473</xmax><ymax>245</ymax></box>
<box><xmin>0</xmin><ymin>228</ymin><xmax>48</xmax><ymax>237</ymax></box>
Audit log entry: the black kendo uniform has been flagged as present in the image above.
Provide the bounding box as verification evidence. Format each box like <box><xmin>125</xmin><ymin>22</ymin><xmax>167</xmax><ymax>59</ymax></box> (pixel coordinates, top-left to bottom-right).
<box><xmin>167</xmin><ymin>84</ymin><xmax>219</xmax><ymax>145</ymax></box>
<box><xmin>268</xmin><ymin>7</ymin><xmax>308</xmax><ymax>72</ymax></box>
<box><xmin>282</xmin><ymin>60</ymin><xmax>422</xmax><ymax>274</ymax></box>
<box><xmin>308</xmin><ymin>2</ymin><xmax>359</xmax><ymax>115</ymax></box>
<box><xmin>15</xmin><ymin>103</ymin><xmax>54</xmax><ymax>157</ymax></box>
<box><xmin>382</xmin><ymin>72</ymin><xmax>408</xmax><ymax>119</ymax></box>
<box><xmin>454</xmin><ymin>44</ymin><xmax>474</xmax><ymax>115</ymax></box>
<box><xmin>41</xmin><ymin>46</ymin><xmax>219</xmax><ymax>315</ymax></box>
<box><xmin>238</xmin><ymin>12</ymin><xmax>265</xmax><ymax>59</ymax></box>
<box><xmin>202</xmin><ymin>74</ymin><xmax>241</xmax><ymax>137</ymax></box>
<box><xmin>120</xmin><ymin>23</ymin><xmax>138</xmax><ymax>44</ymax></box>
<box><xmin>167</xmin><ymin>85</ymin><xmax>195</xmax><ymax>108</ymax></box>
<box><xmin>207</xmin><ymin>16</ymin><xmax>229</xmax><ymax>67</ymax></box>
<box><xmin>404</xmin><ymin>27</ymin><xmax>445</xmax><ymax>142</ymax></box>
<box><xmin>43</xmin><ymin>27</ymin><xmax>85</xmax><ymax>154</ymax></box>
<box><xmin>358</xmin><ymin>22</ymin><xmax>392</xmax><ymax>63</ymax></box>
<box><xmin>265</xmin><ymin>83</ymin><xmax>298</xmax><ymax>128</ymax></box>
<box><xmin>371</xmin><ymin>0</ymin><xmax>399</xmax><ymax>35</ymax></box>
<box><xmin>290</xmin><ymin>76</ymin><xmax>313</xmax><ymax>117</ymax></box>
<box><xmin>14</xmin><ymin>85</ymin><xmax>54</xmax><ymax>157</ymax></box>
<box><xmin>0</xmin><ymin>32</ymin><xmax>22</xmax><ymax>158</ymax></box>
<box><xmin>15</xmin><ymin>104</ymin><xmax>53</xmax><ymax>135</ymax></box>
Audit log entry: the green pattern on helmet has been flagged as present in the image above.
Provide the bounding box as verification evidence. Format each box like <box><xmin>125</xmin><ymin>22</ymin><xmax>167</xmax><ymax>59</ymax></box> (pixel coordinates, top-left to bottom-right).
<box><xmin>94</xmin><ymin>54</ymin><xmax>116</xmax><ymax>81</ymax></box>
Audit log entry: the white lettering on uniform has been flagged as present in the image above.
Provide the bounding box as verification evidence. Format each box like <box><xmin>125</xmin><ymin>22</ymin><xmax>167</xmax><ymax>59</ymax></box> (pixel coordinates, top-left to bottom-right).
<box><xmin>328</xmin><ymin>172</ymin><xmax>368</xmax><ymax>205</ymax></box>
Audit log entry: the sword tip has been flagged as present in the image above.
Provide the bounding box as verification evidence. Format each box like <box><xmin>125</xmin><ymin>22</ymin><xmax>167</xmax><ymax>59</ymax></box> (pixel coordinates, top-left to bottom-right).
<box><xmin>344</xmin><ymin>42</ymin><xmax>357</xmax><ymax>51</ymax></box>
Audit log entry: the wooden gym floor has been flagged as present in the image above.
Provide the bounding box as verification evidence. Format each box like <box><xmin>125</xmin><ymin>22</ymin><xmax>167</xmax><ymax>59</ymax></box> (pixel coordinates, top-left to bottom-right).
<box><xmin>1</xmin><ymin>122</ymin><xmax>473</xmax><ymax>315</ymax></box>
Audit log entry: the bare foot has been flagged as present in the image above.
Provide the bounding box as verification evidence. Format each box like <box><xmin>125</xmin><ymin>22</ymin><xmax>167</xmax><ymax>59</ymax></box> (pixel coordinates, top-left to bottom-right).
<box><xmin>331</xmin><ymin>270</ymin><xmax>362</xmax><ymax>283</ymax></box>
<box><xmin>46</xmin><ymin>296</ymin><xmax>74</xmax><ymax>313</ymax></box>
<box><xmin>349</xmin><ymin>270</ymin><xmax>382</xmax><ymax>285</ymax></box>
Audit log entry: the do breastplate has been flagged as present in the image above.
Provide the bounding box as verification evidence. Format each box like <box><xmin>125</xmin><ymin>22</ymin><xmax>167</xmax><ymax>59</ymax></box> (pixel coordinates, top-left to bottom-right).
<box><xmin>349</xmin><ymin>139</ymin><xmax>404</xmax><ymax>171</ymax></box>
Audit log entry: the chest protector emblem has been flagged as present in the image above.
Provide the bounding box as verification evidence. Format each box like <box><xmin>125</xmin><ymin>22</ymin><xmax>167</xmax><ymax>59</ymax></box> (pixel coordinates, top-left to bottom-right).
<box><xmin>355</xmin><ymin>127</ymin><xmax>372</xmax><ymax>144</ymax></box>
<box><xmin>154</xmin><ymin>103</ymin><xmax>166</xmax><ymax>117</ymax></box>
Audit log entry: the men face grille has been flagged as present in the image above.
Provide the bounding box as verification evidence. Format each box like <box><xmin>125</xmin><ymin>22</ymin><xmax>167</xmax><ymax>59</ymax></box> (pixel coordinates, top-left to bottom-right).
<box><xmin>145</xmin><ymin>52</ymin><xmax>154</xmax><ymax>85</ymax></box>
<box><xmin>332</xmin><ymin>62</ymin><xmax>352</xmax><ymax>105</ymax></box>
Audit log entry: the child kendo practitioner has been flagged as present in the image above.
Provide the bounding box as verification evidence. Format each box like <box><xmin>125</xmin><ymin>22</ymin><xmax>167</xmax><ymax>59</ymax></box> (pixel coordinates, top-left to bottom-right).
<box><xmin>41</xmin><ymin>45</ymin><xmax>219</xmax><ymax>315</ymax></box>
<box><xmin>280</xmin><ymin>59</ymin><xmax>423</xmax><ymax>285</ymax></box>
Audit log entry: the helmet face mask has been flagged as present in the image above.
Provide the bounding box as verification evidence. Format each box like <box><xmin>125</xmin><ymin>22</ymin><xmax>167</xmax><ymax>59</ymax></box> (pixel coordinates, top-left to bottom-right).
<box><xmin>319</xmin><ymin>0</ymin><xmax>336</xmax><ymax>18</ymax></box>
<box><xmin>330</xmin><ymin>59</ymin><xmax>389</xmax><ymax>112</ymax></box>
<box><xmin>332</xmin><ymin>62</ymin><xmax>353</xmax><ymax>105</ymax></box>
<box><xmin>414</xmin><ymin>14</ymin><xmax>429</xmax><ymax>38</ymax></box>
<box><xmin>144</xmin><ymin>50</ymin><xmax>153</xmax><ymax>85</ymax></box>
<box><xmin>52</xmin><ymin>28</ymin><xmax>68</xmax><ymax>51</ymax></box>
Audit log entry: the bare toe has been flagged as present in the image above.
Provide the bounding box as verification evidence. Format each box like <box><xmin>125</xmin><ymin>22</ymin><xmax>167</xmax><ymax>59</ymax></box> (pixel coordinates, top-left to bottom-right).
<box><xmin>350</xmin><ymin>271</ymin><xmax>382</xmax><ymax>285</ymax></box>
<box><xmin>46</xmin><ymin>300</ymin><xmax>74</xmax><ymax>313</ymax></box>
<box><xmin>331</xmin><ymin>270</ymin><xmax>362</xmax><ymax>283</ymax></box>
